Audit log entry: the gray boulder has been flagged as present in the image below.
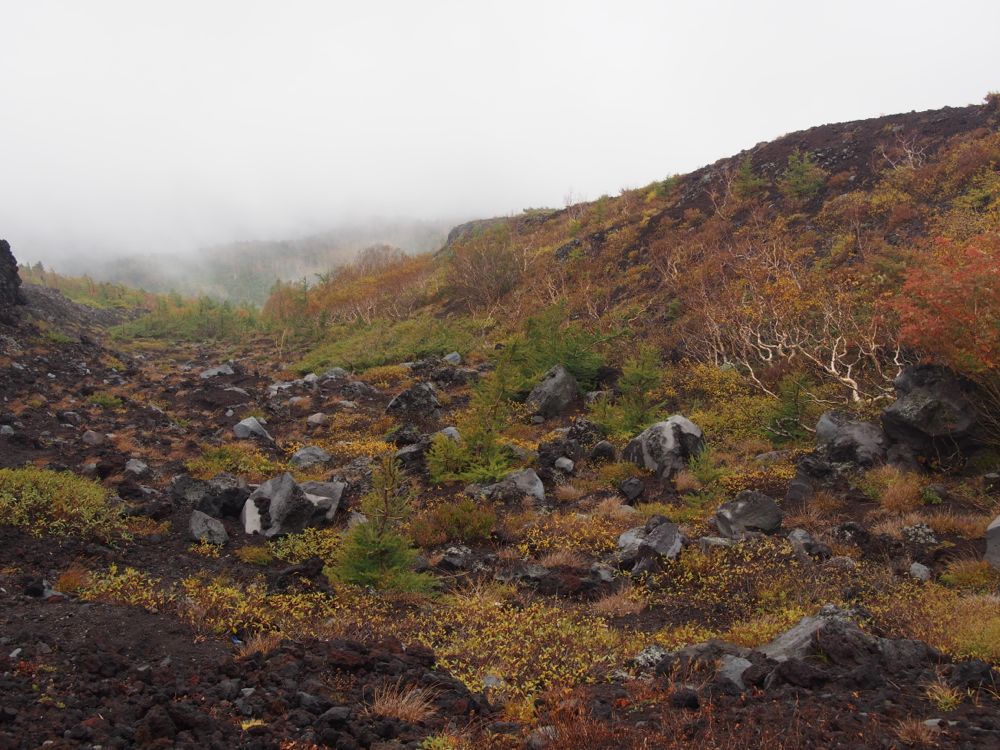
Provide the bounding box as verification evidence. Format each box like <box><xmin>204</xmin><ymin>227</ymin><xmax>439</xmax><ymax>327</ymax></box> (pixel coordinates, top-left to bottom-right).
<box><xmin>617</xmin><ymin>516</ymin><xmax>685</xmax><ymax>571</ymax></box>
<box><xmin>241</xmin><ymin>473</ymin><xmax>331</xmax><ymax>537</ymax></box>
<box><xmin>322</xmin><ymin>367</ymin><xmax>349</xmax><ymax>381</ymax></box>
<box><xmin>714</xmin><ymin>490</ymin><xmax>783</xmax><ymax>538</ymax></box>
<box><xmin>200</xmin><ymin>363</ymin><xmax>235</xmax><ymax>379</ymax></box>
<box><xmin>125</xmin><ymin>459</ymin><xmax>150</xmax><ymax>477</ymax></box>
<box><xmin>526</xmin><ymin>365</ymin><xmax>580</xmax><ymax>418</ymax></box>
<box><xmin>234</xmin><ymin>416</ymin><xmax>272</xmax><ymax>442</ymax></box>
<box><xmin>504</xmin><ymin>468</ymin><xmax>545</xmax><ymax>501</ymax></box>
<box><xmin>386</xmin><ymin>382</ymin><xmax>440</xmax><ymax>415</ymax></box>
<box><xmin>173</xmin><ymin>473</ymin><xmax>251</xmax><ymax>518</ymax></box>
<box><xmin>443</xmin><ymin>351</ymin><xmax>463</xmax><ymax>365</ymax></box>
<box><xmin>82</xmin><ymin>430</ymin><xmax>107</xmax><ymax>447</ymax></box>
<box><xmin>882</xmin><ymin>365</ymin><xmax>980</xmax><ymax>458</ymax></box>
<box><xmin>299</xmin><ymin>480</ymin><xmax>346</xmax><ymax>522</ymax></box>
<box><xmin>759</xmin><ymin>605</ymin><xmax>859</xmax><ymax>662</ymax></box>
<box><xmin>189</xmin><ymin>510</ymin><xmax>228</xmax><ymax>545</ymax></box>
<box><xmin>986</xmin><ymin>515</ymin><xmax>1000</xmax><ymax>571</ymax></box>
<box><xmin>815</xmin><ymin>411</ymin><xmax>886</xmax><ymax>466</ymax></box>
<box><xmin>306</xmin><ymin>412</ymin><xmax>329</xmax><ymax>427</ymax></box>
<box><xmin>623</xmin><ymin>416</ymin><xmax>705</xmax><ymax>478</ymax></box>
<box><xmin>290</xmin><ymin>445</ymin><xmax>332</xmax><ymax>468</ymax></box>
<box><xmin>908</xmin><ymin>562</ymin><xmax>931</xmax><ymax>582</ymax></box>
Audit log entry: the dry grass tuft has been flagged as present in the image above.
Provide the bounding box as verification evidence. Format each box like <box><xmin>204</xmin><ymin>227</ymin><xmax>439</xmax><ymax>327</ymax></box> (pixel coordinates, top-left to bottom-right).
<box><xmin>237</xmin><ymin>631</ymin><xmax>284</xmax><ymax>660</ymax></box>
<box><xmin>894</xmin><ymin>717</ymin><xmax>939</xmax><ymax>746</ymax></box>
<box><xmin>925</xmin><ymin>511</ymin><xmax>992</xmax><ymax>538</ymax></box>
<box><xmin>55</xmin><ymin>565</ymin><xmax>92</xmax><ymax>595</ymax></box>
<box><xmin>554</xmin><ymin>484</ymin><xmax>584</xmax><ymax>503</ymax></box>
<box><xmin>540</xmin><ymin>549</ymin><xmax>589</xmax><ymax>570</ymax></box>
<box><xmin>591</xmin><ymin>588</ymin><xmax>645</xmax><ymax>618</ymax></box>
<box><xmin>364</xmin><ymin>680</ymin><xmax>439</xmax><ymax>723</ymax></box>
<box><xmin>673</xmin><ymin>470</ymin><xmax>702</xmax><ymax>494</ymax></box>
<box><xmin>924</xmin><ymin>677</ymin><xmax>962</xmax><ymax>711</ymax></box>
<box><xmin>861</xmin><ymin>465</ymin><xmax>923</xmax><ymax>512</ymax></box>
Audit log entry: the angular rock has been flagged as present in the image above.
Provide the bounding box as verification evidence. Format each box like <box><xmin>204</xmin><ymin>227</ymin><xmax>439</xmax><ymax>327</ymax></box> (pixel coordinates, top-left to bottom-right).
<box><xmin>233</xmin><ymin>416</ymin><xmax>273</xmax><ymax>442</ymax></box>
<box><xmin>618</xmin><ymin>477</ymin><xmax>644</xmax><ymax>504</ymax></box>
<box><xmin>617</xmin><ymin>516</ymin><xmax>684</xmax><ymax>571</ymax></box>
<box><xmin>713</xmin><ymin>490</ymin><xmax>783</xmax><ymax>538</ymax></box>
<box><xmin>909</xmin><ymin>561</ymin><xmax>931</xmax><ymax>581</ymax></box>
<box><xmin>882</xmin><ymin>365</ymin><xmax>980</xmax><ymax>458</ymax></box>
<box><xmin>503</xmin><ymin>468</ymin><xmax>545</xmax><ymax>502</ymax></box>
<box><xmin>526</xmin><ymin>365</ymin><xmax>580</xmax><ymax>419</ymax></box>
<box><xmin>241</xmin><ymin>473</ymin><xmax>328</xmax><ymax>537</ymax></box>
<box><xmin>589</xmin><ymin>440</ymin><xmax>616</xmax><ymax>463</ymax></box>
<box><xmin>82</xmin><ymin>430</ymin><xmax>107</xmax><ymax>447</ymax></box>
<box><xmin>290</xmin><ymin>445</ymin><xmax>332</xmax><ymax>469</ymax></box>
<box><xmin>189</xmin><ymin>510</ymin><xmax>228</xmax><ymax>545</ymax></box>
<box><xmin>386</xmin><ymin>382</ymin><xmax>440</xmax><ymax>415</ymax></box>
<box><xmin>125</xmin><ymin>459</ymin><xmax>149</xmax><ymax>477</ymax></box>
<box><xmin>986</xmin><ymin>515</ymin><xmax>1000</xmax><ymax>571</ymax></box>
<box><xmin>623</xmin><ymin>416</ymin><xmax>705</xmax><ymax>478</ymax></box>
<box><xmin>815</xmin><ymin>411</ymin><xmax>887</xmax><ymax>466</ymax></box>
<box><xmin>0</xmin><ymin>239</ymin><xmax>26</xmax><ymax>323</ymax></box>
<box><xmin>306</xmin><ymin>412</ymin><xmax>329</xmax><ymax>427</ymax></box>
<box><xmin>299</xmin><ymin>480</ymin><xmax>345</xmax><ymax>522</ymax></box>
<box><xmin>759</xmin><ymin>605</ymin><xmax>859</xmax><ymax>662</ymax></box>
<box><xmin>173</xmin><ymin>473</ymin><xmax>251</xmax><ymax>518</ymax></box>
<box><xmin>443</xmin><ymin>351</ymin><xmax>462</xmax><ymax>365</ymax></box>
<box><xmin>200</xmin><ymin>363</ymin><xmax>235</xmax><ymax>379</ymax></box>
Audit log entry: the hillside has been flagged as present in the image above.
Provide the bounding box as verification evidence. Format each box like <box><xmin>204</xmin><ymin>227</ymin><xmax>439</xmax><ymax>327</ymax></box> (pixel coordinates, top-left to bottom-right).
<box><xmin>1</xmin><ymin>96</ymin><xmax>1000</xmax><ymax>750</ymax></box>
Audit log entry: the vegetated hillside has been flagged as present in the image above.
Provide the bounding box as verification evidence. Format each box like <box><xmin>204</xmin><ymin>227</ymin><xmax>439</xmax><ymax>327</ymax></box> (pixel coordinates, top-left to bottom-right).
<box><xmin>267</xmin><ymin>96</ymin><xmax>999</xmax><ymax>408</ymax></box>
<box><xmin>2</xmin><ymin>98</ymin><xmax>1000</xmax><ymax>750</ymax></box>
<box><xmin>55</xmin><ymin>218</ymin><xmax>453</xmax><ymax>303</ymax></box>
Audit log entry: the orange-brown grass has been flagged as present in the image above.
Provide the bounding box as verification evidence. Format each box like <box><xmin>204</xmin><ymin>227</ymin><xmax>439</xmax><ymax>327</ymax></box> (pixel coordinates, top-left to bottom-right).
<box><xmin>940</xmin><ymin>558</ymin><xmax>1000</xmax><ymax>593</ymax></box>
<box><xmin>894</xmin><ymin>717</ymin><xmax>938</xmax><ymax>747</ymax></box>
<box><xmin>363</xmin><ymin>681</ymin><xmax>439</xmax><ymax>723</ymax></box>
<box><xmin>553</xmin><ymin>484</ymin><xmax>584</xmax><ymax>503</ymax></box>
<box><xmin>861</xmin><ymin>465</ymin><xmax>923</xmax><ymax>512</ymax></box>
<box><xmin>591</xmin><ymin>497</ymin><xmax>637</xmax><ymax>522</ymax></box>
<box><xmin>925</xmin><ymin>510</ymin><xmax>993</xmax><ymax>538</ymax></box>
<box><xmin>673</xmin><ymin>469</ymin><xmax>702</xmax><ymax>494</ymax></box>
<box><xmin>237</xmin><ymin>631</ymin><xmax>284</xmax><ymax>660</ymax></box>
<box><xmin>539</xmin><ymin>549</ymin><xmax>589</xmax><ymax>570</ymax></box>
<box><xmin>869</xmin><ymin>511</ymin><xmax>925</xmax><ymax>539</ymax></box>
<box><xmin>55</xmin><ymin>565</ymin><xmax>92</xmax><ymax>595</ymax></box>
<box><xmin>591</xmin><ymin>588</ymin><xmax>645</xmax><ymax>618</ymax></box>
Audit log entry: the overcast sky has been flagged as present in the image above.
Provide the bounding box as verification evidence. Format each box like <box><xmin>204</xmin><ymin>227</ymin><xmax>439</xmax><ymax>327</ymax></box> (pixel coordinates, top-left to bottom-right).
<box><xmin>2</xmin><ymin>0</ymin><xmax>998</xmax><ymax>264</ymax></box>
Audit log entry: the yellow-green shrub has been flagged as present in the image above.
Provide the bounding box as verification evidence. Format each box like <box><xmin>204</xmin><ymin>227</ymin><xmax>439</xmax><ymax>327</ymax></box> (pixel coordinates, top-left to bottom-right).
<box><xmin>0</xmin><ymin>467</ymin><xmax>126</xmax><ymax>542</ymax></box>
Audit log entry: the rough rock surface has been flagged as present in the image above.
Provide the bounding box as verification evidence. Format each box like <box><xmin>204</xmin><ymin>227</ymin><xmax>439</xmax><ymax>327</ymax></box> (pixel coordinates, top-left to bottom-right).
<box><xmin>882</xmin><ymin>365</ymin><xmax>980</xmax><ymax>458</ymax></box>
<box><xmin>526</xmin><ymin>365</ymin><xmax>580</xmax><ymax>418</ymax></box>
<box><xmin>623</xmin><ymin>415</ymin><xmax>705</xmax><ymax>478</ymax></box>
<box><xmin>241</xmin><ymin>473</ymin><xmax>333</xmax><ymax>537</ymax></box>
<box><xmin>0</xmin><ymin>239</ymin><xmax>26</xmax><ymax>324</ymax></box>
<box><xmin>713</xmin><ymin>490</ymin><xmax>783</xmax><ymax>538</ymax></box>
<box><xmin>815</xmin><ymin>410</ymin><xmax>887</xmax><ymax>466</ymax></box>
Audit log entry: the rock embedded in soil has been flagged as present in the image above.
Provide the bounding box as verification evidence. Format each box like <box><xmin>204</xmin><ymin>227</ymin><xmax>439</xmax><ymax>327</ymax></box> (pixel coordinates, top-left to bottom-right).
<box><xmin>986</xmin><ymin>515</ymin><xmax>1000</xmax><ymax>571</ymax></box>
<box><xmin>815</xmin><ymin>410</ymin><xmax>887</xmax><ymax>466</ymax></box>
<box><xmin>189</xmin><ymin>509</ymin><xmax>229</xmax><ymax>545</ymax></box>
<box><xmin>241</xmin><ymin>473</ymin><xmax>335</xmax><ymax>537</ymax></box>
<box><xmin>290</xmin><ymin>445</ymin><xmax>332</xmax><ymax>468</ymax></box>
<box><xmin>233</xmin><ymin>416</ymin><xmax>273</xmax><ymax>442</ymax></box>
<box><xmin>713</xmin><ymin>490</ymin><xmax>783</xmax><ymax>538</ymax></box>
<box><xmin>385</xmin><ymin>381</ymin><xmax>440</xmax><ymax>415</ymax></box>
<box><xmin>623</xmin><ymin>415</ymin><xmax>705</xmax><ymax>478</ymax></box>
<box><xmin>526</xmin><ymin>364</ymin><xmax>580</xmax><ymax>418</ymax></box>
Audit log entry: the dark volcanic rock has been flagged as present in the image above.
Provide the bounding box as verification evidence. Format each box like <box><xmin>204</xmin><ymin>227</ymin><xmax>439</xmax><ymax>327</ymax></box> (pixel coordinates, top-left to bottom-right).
<box><xmin>0</xmin><ymin>239</ymin><xmax>26</xmax><ymax>324</ymax></box>
<box><xmin>882</xmin><ymin>365</ymin><xmax>980</xmax><ymax>459</ymax></box>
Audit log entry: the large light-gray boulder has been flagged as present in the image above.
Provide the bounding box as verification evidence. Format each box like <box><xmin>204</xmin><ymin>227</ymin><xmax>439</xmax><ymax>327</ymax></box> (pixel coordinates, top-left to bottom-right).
<box><xmin>815</xmin><ymin>411</ymin><xmax>887</xmax><ymax>466</ymax></box>
<box><xmin>504</xmin><ymin>468</ymin><xmax>545</xmax><ymax>502</ymax></box>
<box><xmin>241</xmin><ymin>473</ymin><xmax>334</xmax><ymax>537</ymax></box>
<box><xmin>189</xmin><ymin>510</ymin><xmax>229</xmax><ymax>545</ymax></box>
<box><xmin>987</xmin><ymin>515</ymin><xmax>1000</xmax><ymax>572</ymax></box>
<box><xmin>759</xmin><ymin>605</ymin><xmax>859</xmax><ymax>662</ymax></box>
<box><xmin>623</xmin><ymin>415</ymin><xmax>705</xmax><ymax>478</ymax></box>
<box><xmin>526</xmin><ymin>365</ymin><xmax>580</xmax><ymax>419</ymax></box>
<box><xmin>234</xmin><ymin>416</ymin><xmax>273</xmax><ymax>442</ymax></box>
<box><xmin>713</xmin><ymin>490</ymin><xmax>783</xmax><ymax>538</ymax></box>
<box><xmin>300</xmin><ymin>480</ymin><xmax>346</xmax><ymax>522</ymax></box>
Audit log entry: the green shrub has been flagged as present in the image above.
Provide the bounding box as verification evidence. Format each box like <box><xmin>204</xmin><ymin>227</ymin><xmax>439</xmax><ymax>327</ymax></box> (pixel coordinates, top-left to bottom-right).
<box><xmin>88</xmin><ymin>392</ymin><xmax>123</xmax><ymax>409</ymax></box>
<box><xmin>118</xmin><ymin>295</ymin><xmax>261</xmax><ymax>342</ymax></box>
<box><xmin>588</xmin><ymin>346</ymin><xmax>665</xmax><ymax>438</ymax></box>
<box><xmin>733</xmin><ymin>155</ymin><xmax>769</xmax><ymax>199</ymax></box>
<box><xmin>779</xmin><ymin>148</ymin><xmax>828</xmax><ymax>201</ymax></box>
<box><xmin>0</xmin><ymin>468</ymin><xmax>126</xmax><ymax>542</ymax></box>
<box><xmin>332</xmin><ymin>456</ymin><xmax>434</xmax><ymax>593</ymax></box>
<box><xmin>501</xmin><ymin>305</ymin><xmax>609</xmax><ymax>391</ymax></box>
<box><xmin>294</xmin><ymin>315</ymin><xmax>486</xmax><ymax>374</ymax></box>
